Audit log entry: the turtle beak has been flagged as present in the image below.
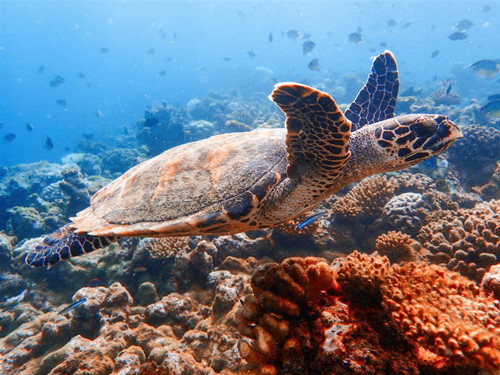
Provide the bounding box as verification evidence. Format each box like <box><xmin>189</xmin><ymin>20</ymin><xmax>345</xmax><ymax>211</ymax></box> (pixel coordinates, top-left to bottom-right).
<box><xmin>422</xmin><ymin>115</ymin><xmax>462</xmax><ymax>153</ymax></box>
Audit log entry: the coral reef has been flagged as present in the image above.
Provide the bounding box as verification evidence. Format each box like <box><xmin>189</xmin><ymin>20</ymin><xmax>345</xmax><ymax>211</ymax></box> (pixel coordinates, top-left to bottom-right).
<box><xmin>418</xmin><ymin>199</ymin><xmax>500</xmax><ymax>282</ymax></box>
<box><xmin>337</xmin><ymin>251</ymin><xmax>500</xmax><ymax>372</ymax></box>
<box><xmin>382</xmin><ymin>192</ymin><xmax>433</xmax><ymax>235</ymax></box>
<box><xmin>373</xmin><ymin>230</ymin><xmax>422</xmax><ymax>263</ymax></box>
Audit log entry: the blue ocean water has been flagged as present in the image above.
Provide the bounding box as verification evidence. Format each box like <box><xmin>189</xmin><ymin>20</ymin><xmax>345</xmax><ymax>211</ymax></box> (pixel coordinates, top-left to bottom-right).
<box><xmin>0</xmin><ymin>0</ymin><xmax>498</xmax><ymax>166</ymax></box>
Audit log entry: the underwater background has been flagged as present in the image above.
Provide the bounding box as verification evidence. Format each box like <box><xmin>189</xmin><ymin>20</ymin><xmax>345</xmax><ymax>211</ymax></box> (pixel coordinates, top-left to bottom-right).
<box><xmin>1</xmin><ymin>1</ymin><xmax>500</xmax><ymax>374</ymax></box>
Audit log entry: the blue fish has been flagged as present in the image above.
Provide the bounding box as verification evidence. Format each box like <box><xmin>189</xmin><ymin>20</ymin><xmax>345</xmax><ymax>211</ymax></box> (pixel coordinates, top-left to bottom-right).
<box><xmin>58</xmin><ymin>298</ymin><xmax>87</xmax><ymax>315</ymax></box>
<box><xmin>297</xmin><ymin>211</ymin><xmax>326</xmax><ymax>229</ymax></box>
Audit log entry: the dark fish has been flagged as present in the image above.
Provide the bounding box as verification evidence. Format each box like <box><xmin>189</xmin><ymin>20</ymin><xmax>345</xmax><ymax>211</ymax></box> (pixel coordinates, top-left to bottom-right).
<box><xmin>3</xmin><ymin>133</ymin><xmax>16</xmax><ymax>142</ymax></box>
<box><xmin>26</xmin><ymin>123</ymin><xmax>34</xmax><ymax>131</ymax></box>
<box><xmin>158</xmin><ymin>70</ymin><xmax>167</xmax><ymax>76</ymax></box>
<box><xmin>286</xmin><ymin>29</ymin><xmax>301</xmax><ymax>40</ymax></box>
<box><xmin>431</xmin><ymin>50</ymin><xmax>440</xmax><ymax>58</ymax></box>
<box><xmin>380</xmin><ymin>41</ymin><xmax>387</xmax><ymax>47</ymax></box>
<box><xmin>82</xmin><ymin>133</ymin><xmax>94</xmax><ymax>140</ymax></box>
<box><xmin>454</xmin><ymin>19</ymin><xmax>474</xmax><ymax>31</ymax></box>
<box><xmin>480</xmin><ymin>100</ymin><xmax>500</xmax><ymax>118</ymax></box>
<box><xmin>223</xmin><ymin>57</ymin><xmax>231</xmax><ymax>62</ymax></box>
<box><xmin>387</xmin><ymin>19</ymin><xmax>397</xmax><ymax>27</ymax></box>
<box><xmin>43</xmin><ymin>136</ymin><xmax>54</xmax><ymax>150</ymax></box>
<box><xmin>448</xmin><ymin>31</ymin><xmax>467</xmax><ymax>41</ymax></box>
<box><xmin>58</xmin><ymin>298</ymin><xmax>87</xmax><ymax>315</ymax></box>
<box><xmin>144</xmin><ymin>117</ymin><xmax>160</xmax><ymax>127</ymax></box>
<box><xmin>56</xmin><ymin>99</ymin><xmax>67</xmax><ymax>107</ymax></box>
<box><xmin>95</xmin><ymin>110</ymin><xmax>103</xmax><ymax>118</ymax></box>
<box><xmin>64</xmin><ymin>147</ymin><xmax>70</xmax><ymax>152</ymax></box>
<box><xmin>247</xmin><ymin>50</ymin><xmax>256</xmax><ymax>59</ymax></box>
<box><xmin>147</xmin><ymin>48</ymin><xmax>155</xmax><ymax>54</ymax></box>
<box><xmin>123</xmin><ymin>126</ymin><xmax>130</xmax><ymax>136</ymax></box>
<box><xmin>308</xmin><ymin>58</ymin><xmax>321</xmax><ymax>71</ymax></box>
<box><xmin>77</xmin><ymin>72</ymin><xmax>85</xmax><ymax>79</ymax></box>
<box><xmin>487</xmin><ymin>94</ymin><xmax>500</xmax><ymax>101</ymax></box>
<box><xmin>268</xmin><ymin>32</ymin><xmax>273</xmax><ymax>43</ymax></box>
<box><xmin>38</xmin><ymin>65</ymin><xmax>45</xmax><ymax>73</ymax></box>
<box><xmin>402</xmin><ymin>21</ymin><xmax>412</xmax><ymax>28</ymax></box>
<box><xmin>445</xmin><ymin>83</ymin><xmax>452</xmax><ymax>95</ymax></box>
<box><xmin>49</xmin><ymin>75</ymin><xmax>64</xmax><ymax>87</ymax></box>
<box><xmin>297</xmin><ymin>211</ymin><xmax>326</xmax><ymax>229</ymax></box>
<box><xmin>481</xmin><ymin>4</ymin><xmax>491</xmax><ymax>13</ymax></box>
<box><xmin>302</xmin><ymin>40</ymin><xmax>316</xmax><ymax>56</ymax></box>
<box><xmin>348</xmin><ymin>32</ymin><xmax>364</xmax><ymax>45</ymax></box>
<box><xmin>100</xmin><ymin>47</ymin><xmax>109</xmax><ymax>54</ymax></box>
<box><xmin>471</xmin><ymin>59</ymin><xmax>499</xmax><ymax>78</ymax></box>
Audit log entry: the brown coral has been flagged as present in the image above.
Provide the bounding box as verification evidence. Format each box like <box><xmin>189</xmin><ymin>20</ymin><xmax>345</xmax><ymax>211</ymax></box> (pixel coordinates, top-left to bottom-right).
<box><xmin>333</xmin><ymin>175</ymin><xmax>397</xmax><ymax>221</ymax></box>
<box><xmin>418</xmin><ymin>199</ymin><xmax>500</xmax><ymax>282</ymax></box>
<box><xmin>337</xmin><ymin>251</ymin><xmax>500</xmax><ymax>371</ymax></box>
<box><xmin>374</xmin><ymin>230</ymin><xmax>422</xmax><ymax>263</ymax></box>
<box><xmin>143</xmin><ymin>237</ymin><xmax>191</xmax><ymax>259</ymax></box>
<box><xmin>237</xmin><ymin>257</ymin><xmax>422</xmax><ymax>374</ymax></box>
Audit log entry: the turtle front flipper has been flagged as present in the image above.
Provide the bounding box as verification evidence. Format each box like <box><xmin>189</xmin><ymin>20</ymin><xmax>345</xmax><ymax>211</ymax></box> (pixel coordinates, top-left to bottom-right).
<box><xmin>25</xmin><ymin>225</ymin><xmax>116</xmax><ymax>268</ymax></box>
<box><xmin>345</xmin><ymin>50</ymin><xmax>399</xmax><ymax>131</ymax></box>
<box><xmin>270</xmin><ymin>83</ymin><xmax>351</xmax><ymax>188</ymax></box>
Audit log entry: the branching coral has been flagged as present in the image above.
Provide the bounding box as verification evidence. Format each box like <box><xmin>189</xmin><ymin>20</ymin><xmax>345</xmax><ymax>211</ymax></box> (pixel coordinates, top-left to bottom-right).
<box><xmin>418</xmin><ymin>199</ymin><xmax>500</xmax><ymax>282</ymax></box>
<box><xmin>142</xmin><ymin>237</ymin><xmax>192</xmax><ymax>259</ymax></box>
<box><xmin>337</xmin><ymin>251</ymin><xmax>500</xmax><ymax>372</ymax></box>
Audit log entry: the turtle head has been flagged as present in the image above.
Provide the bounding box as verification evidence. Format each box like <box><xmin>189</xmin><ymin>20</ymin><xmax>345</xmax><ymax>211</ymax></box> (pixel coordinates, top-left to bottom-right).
<box><xmin>372</xmin><ymin>114</ymin><xmax>462</xmax><ymax>169</ymax></box>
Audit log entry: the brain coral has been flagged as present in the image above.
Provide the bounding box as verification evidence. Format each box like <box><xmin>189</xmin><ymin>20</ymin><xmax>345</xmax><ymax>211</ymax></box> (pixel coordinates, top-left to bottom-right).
<box><xmin>337</xmin><ymin>251</ymin><xmax>500</xmax><ymax>372</ymax></box>
<box><xmin>418</xmin><ymin>199</ymin><xmax>500</xmax><ymax>282</ymax></box>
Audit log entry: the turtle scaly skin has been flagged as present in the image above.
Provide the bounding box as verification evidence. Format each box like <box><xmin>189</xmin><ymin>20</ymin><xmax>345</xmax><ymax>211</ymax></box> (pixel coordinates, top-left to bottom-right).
<box><xmin>25</xmin><ymin>51</ymin><xmax>462</xmax><ymax>268</ymax></box>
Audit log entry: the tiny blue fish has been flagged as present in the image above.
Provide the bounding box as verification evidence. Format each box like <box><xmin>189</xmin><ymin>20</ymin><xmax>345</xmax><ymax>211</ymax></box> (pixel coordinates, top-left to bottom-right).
<box><xmin>297</xmin><ymin>211</ymin><xmax>326</xmax><ymax>229</ymax></box>
<box><xmin>58</xmin><ymin>297</ymin><xmax>87</xmax><ymax>315</ymax></box>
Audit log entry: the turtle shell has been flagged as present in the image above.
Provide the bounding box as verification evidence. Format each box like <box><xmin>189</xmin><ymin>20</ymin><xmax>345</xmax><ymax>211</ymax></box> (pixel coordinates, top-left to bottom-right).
<box><xmin>72</xmin><ymin>129</ymin><xmax>288</xmax><ymax>237</ymax></box>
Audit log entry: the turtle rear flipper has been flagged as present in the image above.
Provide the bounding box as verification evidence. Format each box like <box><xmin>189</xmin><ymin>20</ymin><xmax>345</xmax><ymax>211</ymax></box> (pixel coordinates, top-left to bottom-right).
<box><xmin>25</xmin><ymin>225</ymin><xmax>116</xmax><ymax>268</ymax></box>
<box><xmin>270</xmin><ymin>83</ymin><xmax>351</xmax><ymax>188</ymax></box>
<box><xmin>345</xmin><ymin>50</ymin><xmax>399</xmax><ymax>131</ymax></box>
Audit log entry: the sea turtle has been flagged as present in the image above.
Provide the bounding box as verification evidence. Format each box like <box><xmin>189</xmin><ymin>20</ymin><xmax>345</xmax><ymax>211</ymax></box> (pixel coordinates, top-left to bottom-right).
<box><xmin>26</xmin><ymin>51</ymin><xmax>462</xmax><ymax>268</ymax></box>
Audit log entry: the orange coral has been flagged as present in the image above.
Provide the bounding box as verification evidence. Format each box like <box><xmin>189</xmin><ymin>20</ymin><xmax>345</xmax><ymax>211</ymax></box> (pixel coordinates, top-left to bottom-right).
<box><xmin>143</xmin><ymin>237</ymin><xmax>191</xmax><ymax>259</ymax></box>
<box><xmin>374</xmin><ymin>230</ymin><xmax>422</xmax><ymax>263</ymax></box>
<box><xmin>418</xmin><ymin>199</ymin><xmax>500</xmax><ymax>281</ymax></box>
<box><xmin>337</xmin><ymin>251</ymin><xmax>500</xmax><ymax>371</ymax></box>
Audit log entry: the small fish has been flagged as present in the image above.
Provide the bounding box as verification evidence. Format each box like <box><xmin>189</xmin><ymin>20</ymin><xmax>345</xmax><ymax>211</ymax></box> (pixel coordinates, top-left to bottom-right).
<box><xmin>223</xmin><ymin>57</ymin><xmax>231</xmax><ymax>62</ymax></box>
<box><xmin>37</xmin><ymin>65</ymin><xmax>45</xmax><ymax>73</ymax></box>
<box><xmin>247</xmin><ymin>50</ymin><xmax>256</xmax><ymax>59</ymax></box>
<box><xmin>302</xmin><ymin>40</ymin><xmax>316</xmax><ymax>56</ymax></box>
<box><xmin>268</xmin><ymin>32</ymin><xmax>273</xmax><ymax>43</ymax></box>
<box><xmin>380</xmin><ymin>41</ymin><xmax>387</xmax><ymax>47</ymax></box>
<box><xmin>26</xmin><ymin>123</ymin><xmax>34</xmax><ymax>131</ymax></box>
<box><xmin>58</xmin><ymin>298</ymin><xmax>87</xmax><ymax>315</ymax></box>
<box><xmin>348</xmin><ymin>32</ymin><xmax>364</xmax><ymax>45</ymax></box>
<box><xmin>123</xmin><ymin>126</ymin><xmax>130</xmax><ymax>136</ymax></box>
<box><xmin>43</xmin><ymin>136</ymin><xmax>54</xmax><ymax>150</ymax></box>
<box><xmin>431</xmin><ymin>50</ymin><xmax>439</xmax><ymax>58</ymax></box>
<box><xmin>134</xmin><ymin>266</ymin><xmax>147</xmax><ymax>272</ymax></box>
<box><xmin>481</xmin><ymin>4</ymin><xmax>491</xmax><ymax>13</ymax></box>
<box><xmin>147</xmin><ymin>48</ymin><xmax>155</xmax><ymax>54</ymax></box>
<box><xmin>100</xmin><ymin>47</ymin><xmax>109</xmax><ymax>54</ymax></box>
<box><xmin>49</xmin><ymin>75</ymin><xmax>64</xmax><ymax>87</ymax></box>
<box><xmin>445</xmin><ymin>83</ymin><xmax>452</xmax><ymax>95</ymax></box>
<box><xmin>158</xmin><ymin>70</ymin><xmax>167</xmax><ymax>76</ymax></box>
<box><xmin>77</xmin><ymin>72</ymin><xmax>86</xmax><ymax>79</ymax></box>
<box><xmin>95</xmin><ymin>110</ymin><xmax>103</xmax><ymax>118</ymax></box>
<box><xmin>56</xmin><ymin>99</ymin><xmax>67</xmax><ymax>107</ymax></box>
<box><xmin>471</xmin><ymin>59</ymin><xmax>499</xmax><ymax>78</ymax></box>
<box><xmin>448</xmin><ymin>31</ymin><xmax>467</xmax><ymax>41</ymax></box>
<box><xmin>480</xmin><ymin>100</ymin><xmax>500</xmax><ymax>118</ymax></box>
<box><xmin>402</xmin><ymin>21</ymin><xmax>412</xmax><ymax>28</ymax></box>
<box><xmin>297</xmin><ymin>211</ymin><xmax>326</xmax><ymax>229</ymax></box>
<box><xmin>88</xmin><ymin>278</ymin><xmax>100</xmax><ymax>287</ymax></box>
<box><xmin>400</xmin><ymin>86</ymin><xmax>422</xmax><ymax>97</ymax></box>
<box><xmin>454</xmin><ymin>19</ymin><xmax>473</xmax><ymax>31</ymax></box>
<box><xmin>308</xmin><ymin>58</ymin><xmax>321</xmax><ymax>71</ymax></box>
<box><xmin>286</xmin><ymin>29</ymin><xmax>301</xmax><ymax>40</ymax></box>
<box><xmin>387</xmin><ymin>19</ymin><xmax>397</xmax><ymax>27</ymax></box>
<box><xmin>3</xmin><ymin>133</ymin><xmax>16</xmax><ymax>142</ymax></box>
<box><xmin>82</xmin><ymin>133</ymin><xmax>94</xmax><ymax>140</ymax></box>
